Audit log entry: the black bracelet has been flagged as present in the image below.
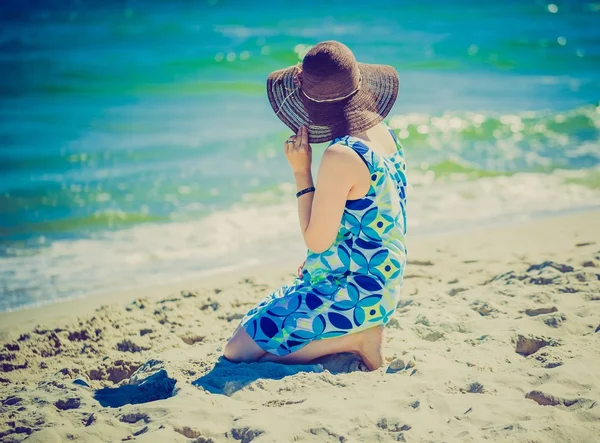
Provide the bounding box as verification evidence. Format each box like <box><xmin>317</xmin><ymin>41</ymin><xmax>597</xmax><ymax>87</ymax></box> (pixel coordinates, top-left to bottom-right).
<box><xmin>296</xmin><ymin>186</ymin><xmax>315</xmax><ymax>198</ymax></box>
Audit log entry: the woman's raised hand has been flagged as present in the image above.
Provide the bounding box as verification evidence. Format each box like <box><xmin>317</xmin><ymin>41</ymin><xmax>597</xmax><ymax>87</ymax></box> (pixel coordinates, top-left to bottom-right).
<box><xmin>284</xmin><ymin>126</ymin><xmax>312</xmax><ymax>173</ymax></box>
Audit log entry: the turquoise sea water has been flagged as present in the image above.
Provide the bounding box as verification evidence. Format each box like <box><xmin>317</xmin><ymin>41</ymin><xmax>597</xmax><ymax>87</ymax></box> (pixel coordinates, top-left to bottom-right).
<box><xmin>1</xmin><ymin>0</ymin><xmax>599</xmax><ymax>311</ymax></box>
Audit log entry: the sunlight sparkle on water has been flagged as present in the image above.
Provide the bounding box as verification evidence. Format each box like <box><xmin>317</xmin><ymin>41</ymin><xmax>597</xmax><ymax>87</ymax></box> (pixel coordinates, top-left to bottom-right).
<box><xmin>417</xmin><ymin>125</ymin><xmax>430</xmax><ymax>135</ymax></box>
<box><xmin>467</xmin><ymin>44</ymin><xmax>479</xmax><ymax>56</ymax></box>
<box><xmin>96</xmin><ymin>193</ymin><xmax>111</xmax><ymax>202</ymax></box>
<box><xmin>294</xmin><ymin>44</ymin><xmax>312</xmax><ymax>60</ymax></box>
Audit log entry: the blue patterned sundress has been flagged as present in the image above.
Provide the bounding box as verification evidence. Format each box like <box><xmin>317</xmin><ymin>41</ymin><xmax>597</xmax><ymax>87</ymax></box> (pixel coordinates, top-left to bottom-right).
<box><xmin>242</xmin><ymin>126</ymin><xmax>408</xmax><ymax>356</ymax></box>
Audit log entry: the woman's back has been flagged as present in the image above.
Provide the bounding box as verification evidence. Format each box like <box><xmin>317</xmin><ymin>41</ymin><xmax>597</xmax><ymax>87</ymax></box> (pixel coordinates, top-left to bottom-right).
<box><xmin>302</xmin><ymin>123</ymin><xmax>407</xmax><ymax>293</ymax></box>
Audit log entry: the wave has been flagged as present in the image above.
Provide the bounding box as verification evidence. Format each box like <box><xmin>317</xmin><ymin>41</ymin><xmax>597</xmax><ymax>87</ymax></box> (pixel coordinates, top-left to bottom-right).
<box><xmin>1</xmin><ymin>104</ymin><xmax>598</xmax><ymax>244</ymax></box>
<box><xmin>389</xmin><ymin>105</ymin><xmax>600</xmax><ymax>172</ymax></box>
<box><xmin>2</xmin><ymin>167</ymin><xmax>600</xmax><ymax>310</ymax></box>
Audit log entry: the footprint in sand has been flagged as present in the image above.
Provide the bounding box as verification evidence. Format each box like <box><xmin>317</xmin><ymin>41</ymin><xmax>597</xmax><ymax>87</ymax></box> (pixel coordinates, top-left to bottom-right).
<box><xmin>386</xmin><ymin>358</ymin><xmax>416</xmax><ymax>374</ymax></box>
<box><xmin>230</xmin><ymin>426</ymin><xmax>264</xmax><ymax>443</ymax></box>
<box><xmin>525</xmin><ymin>390</ymin><xmax>592</xmax><ymax>408</ymax></box>
<box><xmin>515</xmin><ymin>335</ymin><xmax>559</xmax><ymax>356</ymax></box>
<box><xmin>4</xmin><ymin>343</ymin><xmax>19</xmax><ymax>351</ymax></box>
<box><xmin>524</xmin><ymin>307</ymin><xmax>558</xmax><ymax>316</ymax></box>
<box><xmin>263</xmin><ymin>398</ymin><xmax>306</xmax><ymax>407</ymax></box>
<box><xmin>116</xmin><ymin>339</ymin><xmax>150</xmax><ymax>353</ymax></box>
<box><xmin>527</xmin><ymin>261</ymin><xmax>574</xmax><ymax>273</ymax></box>
<box><xmin>387</xmin><ymin>358</ymin><xmax>406</xmax><ymax>373</ymax></box>
<box><xmin>0</xmin><ymin>424</ymin><xmax>32</xmax><ymax>440</ymax></box>
<box><xmin>174</xmin><ymin>426</ymin><xmax>201</xmax><ymax>438</ymax></box>
<box><xmin>178</xmin><ymin>332</ymin><xmax>205</xmax><ymax>345</ymax></box>
<box><xmin>543</xmin><ymin>313</ymin><xmax>567</xmax><ymax>328</ymax></box>
<box><xmin>408</xmin><ymin>260</ymin><xmax>434</xmax><ymax>266</ymax></box>
<box><xmin>448</xmin><ymin>287</ymin><xmax>468</xmax><ymax>296</ymax></box>
<box><xmin>488</xmin><ymin>261</ymin><xmax>577</xmax><ymax>287</ymax></box>
<box><xmin>88</xmin><ymin>360</ymin><xmax>140</xmax><ymax>384</ymax></box>
<box><xmin>470</xmin><ymin>300</ymin><xmax>498</xmax><ymax>317</ymax></box>
<box><xmin>120</xmin><ymin>412</ymin><xmax>149</xmax><ymax>424</ymax></box>
<box><xmin>396</xmin><ymin>298</ymin><xmax>415</xmax><ymax>309</ymax></box>
<box><xmin>198</xmin><ymin>299</ymin><xmax>221</xmax><ymax>312</ymax></box>
<box><xmin>129</xmin><ymin>297</ymin><xmax>150</xmax><ymax>310</ymax></box>
<box><xmin>54</xmin><ymin>397</ymin><xmax>81</xmax><ymax>410</ymax></box>
<box><xmin>531</xmin><ymin>349</ymin><xmax>564</xmax><ymax>369</ymax></box>
<box><xmin>386</xmin><ymin>318</ymin><xmax>401</xmax><ymax>329</ymax></box>
<box><xmin>529</xmin><ymin>276</ymin><xmax>557</xmax><ymax>285</ymax></box>
<box><xmin>157</xmin><ymin>296</ymin><xmax>181</xmax><ymax>304</ymax></box>
<box><xmin>544</xmin><ymin>362</ymin><xmax>563</xmax><ymax>369</ymax></box>
<box><xmin>2</xmin><ymin>396</ymin><xmax>22</xmax><ymax>406</ymax></box>
<box><xmin>132</xmin><ymin>425</ymin><xmax>149</xmax><ymax>437</ymax></box>
<box><xmin>409</xmin><ymin>400</ymin><xmax>420</xmax><ymax>409</ymax></box>
<box><xmin>377</xmin><ymin>417</ymin><xmax>411</xmax><ymax>433</ymax></box>
<box><xmin>220</xmin><ymin>312</ymin><xmax>245</xmax><ymax>322</ymax></box>
<box><xmin>460</xmin><ymin>382</ymin><xmax>485</xmax><ymax>394</ymax></box>
<box><xmin>1</xmin><ymin>345</ymin><xmax>28</xmax><ymax>372</ymax></box>
<box><xmin>95</xmin><ymin>362</ymin><xmax>176</xmax><ymax>407</ymax></box>
<box><xmin>67</xmin><ymin>329</ymin><xmax>96</xmax><ymax>341</ymax></box>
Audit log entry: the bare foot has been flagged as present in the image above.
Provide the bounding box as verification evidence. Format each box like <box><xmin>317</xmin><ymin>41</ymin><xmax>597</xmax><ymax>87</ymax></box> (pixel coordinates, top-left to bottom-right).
<box><xmin>355</xmin><ymin>326</ymin><xmax>384</xmax><ymax>370</ymax></box>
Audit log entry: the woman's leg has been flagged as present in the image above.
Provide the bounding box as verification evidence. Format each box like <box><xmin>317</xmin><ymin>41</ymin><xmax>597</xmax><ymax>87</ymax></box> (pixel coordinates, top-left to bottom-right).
<box><xmin>224</xmin><ymin>323</ymin><xmax>385</xmax><ymax>370</ymax></box>
<box><xmin>259</xmin><ymin>325</ymin><xmax>384</xmax><ymax>370</ymax></box>
<box><xmin>223</xmin><ymin>326</ymin><xmax>267</xmax><ymax>363</ymax></box>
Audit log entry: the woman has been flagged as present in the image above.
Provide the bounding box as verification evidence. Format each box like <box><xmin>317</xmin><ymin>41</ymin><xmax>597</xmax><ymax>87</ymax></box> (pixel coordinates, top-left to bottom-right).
<box><xmin>224</xmin><ymin>41</ymin><xmax>407</xmax><ymax>370</ymax></box>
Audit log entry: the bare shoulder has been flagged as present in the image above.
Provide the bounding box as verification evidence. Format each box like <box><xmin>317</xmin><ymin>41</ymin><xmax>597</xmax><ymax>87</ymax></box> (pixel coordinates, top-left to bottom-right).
<box><xmin>322</xmin><ymin>143</ymin><xmax>362</xmax><ymax>168</ymax></box>
<box><xmin>324</xmin><ymin>142</ymin><xmax>351</xmax><ymax>156</ymax></box>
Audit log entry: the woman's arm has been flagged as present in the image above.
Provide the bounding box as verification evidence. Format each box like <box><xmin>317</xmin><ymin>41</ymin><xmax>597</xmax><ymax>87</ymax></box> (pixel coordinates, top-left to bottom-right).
<box><xmin>293</xmin><ymin>168</ymin><xmax>314</xmax><ymax>234</ymax></box>
<box><xmin>285</xmin><ymin>127</ymin><xmax>361</xmax><ymax>253</ymax></box>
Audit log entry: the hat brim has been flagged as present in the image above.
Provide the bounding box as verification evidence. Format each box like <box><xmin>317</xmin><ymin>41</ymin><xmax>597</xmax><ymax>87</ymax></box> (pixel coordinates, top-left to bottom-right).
<box><xmin>267</xmin><ymin>62</ymin><xmax>399</xmax><ymax>143</ymax></box>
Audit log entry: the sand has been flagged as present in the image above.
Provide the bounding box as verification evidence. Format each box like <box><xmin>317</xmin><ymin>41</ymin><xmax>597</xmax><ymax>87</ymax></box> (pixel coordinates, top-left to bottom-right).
<box><xmin>1</xmin><ymin>211</ymin><xmax>599</xmax><ymax>443</ymax></box>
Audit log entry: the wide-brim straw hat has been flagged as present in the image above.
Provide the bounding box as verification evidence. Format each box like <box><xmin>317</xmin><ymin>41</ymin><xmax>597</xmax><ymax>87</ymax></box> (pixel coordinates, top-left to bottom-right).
<box><xmin>266</xmin><ymin>41</ymin><xmax>399</xmax><ymax>143</ymax></box>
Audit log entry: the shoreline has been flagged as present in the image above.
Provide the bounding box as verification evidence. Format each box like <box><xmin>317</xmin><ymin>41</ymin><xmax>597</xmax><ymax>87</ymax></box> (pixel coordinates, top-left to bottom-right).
<box><xmin>3</xmin><ymin>158</ymin><xmax>600</xmax><ymax>313</ymax></box>
<box><xmin>2</xmin><ymin>204</ymin><xmax>598</xmax><ymax>320</ymax></box>
<box><xmin>1</xmin><ymin>209</ymin><xmax>597</xmax><ymax>334</ymax></box>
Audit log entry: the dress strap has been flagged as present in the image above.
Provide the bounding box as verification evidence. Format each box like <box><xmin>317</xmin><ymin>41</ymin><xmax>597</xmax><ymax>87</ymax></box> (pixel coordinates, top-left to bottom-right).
<box><xmin>329</xmin><ymin>135</ymin><xmax>374</xmax><ymax>172</ymax></box>
<box><xmin>380</xmin><ymin>121</ymin><xmax>403</xmax><ymax>152</ymax></box>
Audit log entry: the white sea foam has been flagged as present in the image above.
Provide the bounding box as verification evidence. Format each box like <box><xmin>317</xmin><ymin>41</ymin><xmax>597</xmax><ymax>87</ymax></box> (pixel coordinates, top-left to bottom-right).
<box><xmin>1</xmin><ymin>169</ymin><xmax>599</xmax><ymax>311</ymax></box>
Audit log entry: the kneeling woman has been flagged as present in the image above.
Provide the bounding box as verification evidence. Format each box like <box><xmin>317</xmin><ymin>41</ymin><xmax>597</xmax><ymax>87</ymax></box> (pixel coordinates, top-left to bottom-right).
<box><xmin>224</xmin><ymin>41</ymin><xmax>408</xmax><ymax>370</ymax></box>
